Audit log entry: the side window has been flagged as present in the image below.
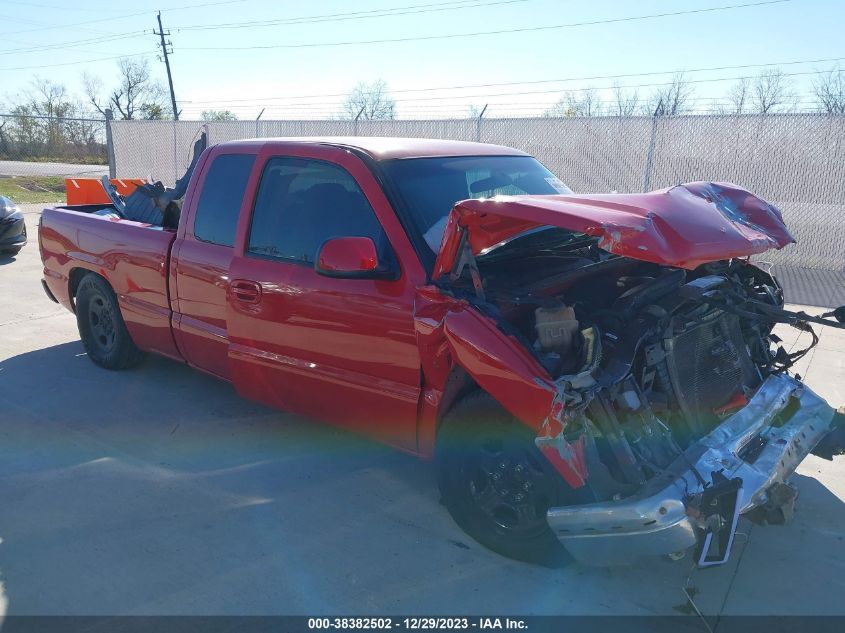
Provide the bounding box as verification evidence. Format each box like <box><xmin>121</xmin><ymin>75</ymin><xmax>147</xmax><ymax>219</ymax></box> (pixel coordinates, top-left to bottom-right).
<box><xmin>193</xmin><ymin>153</ymin><xmax>256</xmax><ymax>247</ymax></box>
<box><xmin>247</xmin><ymin>157</ymin><xmax>389</xmax><ymax>264</ymax></box>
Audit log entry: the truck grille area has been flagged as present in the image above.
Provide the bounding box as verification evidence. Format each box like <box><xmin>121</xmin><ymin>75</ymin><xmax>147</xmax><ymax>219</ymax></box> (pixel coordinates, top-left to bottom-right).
<box><xmin>665</xmin><ymin>312</ymin><xmax>758</xmax><ymax>431</ymax></box>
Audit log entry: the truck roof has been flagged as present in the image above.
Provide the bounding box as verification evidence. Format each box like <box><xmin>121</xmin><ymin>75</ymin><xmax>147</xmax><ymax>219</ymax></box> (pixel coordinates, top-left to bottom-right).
<box><xmin>214</xmin><ymin>136</ymin><xmax>529</xmax><ymax>160</ymax></box>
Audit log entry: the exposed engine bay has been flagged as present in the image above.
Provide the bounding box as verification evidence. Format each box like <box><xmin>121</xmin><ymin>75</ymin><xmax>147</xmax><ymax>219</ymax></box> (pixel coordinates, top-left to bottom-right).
<box><xmin>445</xmin><ymin>227</ymin><xmax>845</xmax><ymax>517</ymax></box>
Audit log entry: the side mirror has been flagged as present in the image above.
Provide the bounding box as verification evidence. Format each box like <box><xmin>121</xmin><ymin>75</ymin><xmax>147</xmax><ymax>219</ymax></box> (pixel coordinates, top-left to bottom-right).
<box><xmin>315</xmin><ymin>236</ymin><xmax>396</xmax><ymax>279</ymax></box>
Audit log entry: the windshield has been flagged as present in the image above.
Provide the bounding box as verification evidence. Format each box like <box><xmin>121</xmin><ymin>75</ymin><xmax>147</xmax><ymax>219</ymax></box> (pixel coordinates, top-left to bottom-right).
<box><xmin>381</xmin><ymin>155</ymin><xmax>572</xmax><ymax>252</ymax></box>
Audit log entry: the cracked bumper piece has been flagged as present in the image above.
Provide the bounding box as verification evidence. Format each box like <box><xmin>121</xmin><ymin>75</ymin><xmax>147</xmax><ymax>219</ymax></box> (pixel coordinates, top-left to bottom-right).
<box><xmin>547</xmin><ymin>374</ymin><xmax>838</xmax><ymax>566</ymax></box>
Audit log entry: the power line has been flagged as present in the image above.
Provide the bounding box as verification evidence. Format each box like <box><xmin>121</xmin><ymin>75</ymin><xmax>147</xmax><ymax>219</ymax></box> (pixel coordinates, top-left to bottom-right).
<box><xmin>0</xmin><ymin>51</ymin><xmax>156</xmax><ymax>72</ymax></box>
<box><xmin>0</xmin><ymin>0</ymin><xmax>530</xmax><ymax>55</ymax></box>
<box><xmin>0</xmin><ymin>31</ymin><xmax>145</xmax><ymax>56</ymax></box>
<box><xmin>0</xmin><ymin>0</ymin><xmax>531</xmax><ymax>55</ymax></box>
<box><xmin>2</xmin><ymin>0</ymin><xmax>129</xmax><ymax>12</ymax></box>
<box><xmin>179</xmin><ymin>97</ymin><xmax>826</xmax><ymax>116</ymax></box>
<box><xmin>179</xmin><ymin>69</ymin><xmax>835</xmax><ymax>110</ymax></box>
<box><xmin>0</xmin><ymin>0</ymin><xmax>248</xmax><ymax>37</ymax></box>
<box><xmin>174</xmin><ymin>0</ymin><xmax>532</xmax><ymax>31</ymax></box>
<box><xmin>182</xmin><ymin>55</ymin><xmax>845</xmax><ymax>105</ymax></box>
<box><xmin>177</xmin><ymin>96</ymin><xmax>827</xmax><ymax>113</ymax></box>
<box><xmin>181</xmin><ymin>0</ymin><xmax>794</xmax><ymax>51</ymax></box>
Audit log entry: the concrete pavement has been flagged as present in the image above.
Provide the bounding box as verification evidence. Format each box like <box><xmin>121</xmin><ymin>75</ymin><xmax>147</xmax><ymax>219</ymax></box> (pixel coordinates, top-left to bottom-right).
<box><xmin>1</xmin><ymin>205</ymin><xmax>844</xmax><ymax>617</ymax></box>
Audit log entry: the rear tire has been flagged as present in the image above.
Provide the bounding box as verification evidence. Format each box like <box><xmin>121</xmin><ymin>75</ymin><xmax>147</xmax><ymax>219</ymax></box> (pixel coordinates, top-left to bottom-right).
<box><xmin>436</xmin><ymin>391</ymin><xmax>585</xmax><ymax>566</ymax></box>
<box><xmin>75</xmin><ymin>273</ymin><xmax>145</xmax><ymax>370</ymax></box>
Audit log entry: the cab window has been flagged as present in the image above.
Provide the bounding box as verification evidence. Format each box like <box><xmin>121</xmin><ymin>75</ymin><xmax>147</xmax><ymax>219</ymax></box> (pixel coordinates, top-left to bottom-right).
<box><xmin>193</xmin><ymin>153</ymin><xmax>256</xmax><ymax>247</ymax></box>
<box><xmin>247</xmin><ymin>157</ymin><xmax>389</xmax><ymax>264</ymax></box>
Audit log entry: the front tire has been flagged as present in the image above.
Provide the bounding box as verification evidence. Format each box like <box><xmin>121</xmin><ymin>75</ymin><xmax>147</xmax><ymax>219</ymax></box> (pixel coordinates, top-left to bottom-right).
<box><xmin>436</xmin><ymin>391</ymin><xmax>585</xmax><ymax>565</ymax></box>
<box><xmin>75</xmin><ymin>273</ymin><xmax>145</xmax><ymax>370</ymax></box>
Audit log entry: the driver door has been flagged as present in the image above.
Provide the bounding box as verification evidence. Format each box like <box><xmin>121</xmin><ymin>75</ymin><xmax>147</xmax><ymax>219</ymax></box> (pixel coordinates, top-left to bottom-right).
<box><xmin>226</xmin><ymin>146</ymin><xmax>423</xmax><ymax>452</ymax></box>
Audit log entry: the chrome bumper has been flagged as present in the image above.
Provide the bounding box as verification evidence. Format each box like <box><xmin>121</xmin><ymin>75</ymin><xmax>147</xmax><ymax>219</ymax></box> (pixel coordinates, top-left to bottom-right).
<box><xmin>547</xmin><ymin>374</ymin><xmax>839</xmax><ymax>566</ymax></box>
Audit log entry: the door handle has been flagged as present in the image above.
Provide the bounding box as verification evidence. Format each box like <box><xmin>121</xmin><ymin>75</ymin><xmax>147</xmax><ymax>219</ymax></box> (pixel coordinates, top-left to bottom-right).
<box><xmin>230</xmin><ymin>279</ymin><xmax>262</xmax><ymax>304</ymax></box>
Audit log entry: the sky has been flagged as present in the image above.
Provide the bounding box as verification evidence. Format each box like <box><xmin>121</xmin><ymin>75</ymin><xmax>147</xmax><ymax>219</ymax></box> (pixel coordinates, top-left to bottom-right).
<box><xmin>1</xmin><ymin>0</ymin><xmax>843</xmax><ymax>120</ymax></box>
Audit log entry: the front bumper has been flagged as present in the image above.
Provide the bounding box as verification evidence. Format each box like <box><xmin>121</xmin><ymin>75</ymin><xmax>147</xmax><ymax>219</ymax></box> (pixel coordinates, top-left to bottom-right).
<box><xmin>547</xmin><ymin>373</ymin><xmax>839</xmax><ymax>566</ymax></box>
<box><xmin>0</xmin><ymin>216</ymin><xmax>27</xmax><ymax>249</ymax></box>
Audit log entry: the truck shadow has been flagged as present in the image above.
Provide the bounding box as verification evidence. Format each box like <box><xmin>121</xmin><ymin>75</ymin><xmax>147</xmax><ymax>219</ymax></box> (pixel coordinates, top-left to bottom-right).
<box><xmin>1</xmin><ymin>342</ymin><xmax>843</xmax><ymax>615</ymax></box>
<box><xmin>0</xmin><ymin>341</ymin><xmax>577</xmax><ymax>615</ymax></box>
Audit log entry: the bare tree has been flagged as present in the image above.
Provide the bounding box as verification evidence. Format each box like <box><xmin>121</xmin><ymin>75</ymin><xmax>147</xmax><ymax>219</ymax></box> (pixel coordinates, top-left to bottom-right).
<box><xmin>812</xmin><ymin>66</ymin><xmax>845</xmax><ymax>114</ymax></box>
<box><xmin>645</xmin><ymin>73</ymin><xmax>694</xmax><ymax>115</ymax></box>
<box><xmin>83</xmin><ymin>58</ymin><xmax>168</xmax><ymax>120</ymax></box>
<box><xmin>2</xmin><ymin>78</ymin><xmax>103</xmax><ymax>161</ymax></box>
<box><xmin>28</xmin><ymin>78</ymin><xmax>73</xmax><ymax>119</ymax></box>
<box><xmin>610</xmin><ymin>83</ymin><xmax>639</xmax><ymax>116</ymax></box>
<box><xmin>201</xmin><ymin>110</ymin><xmax>238</xmax><ymax>121</ymax></box>
<box><xmin>467</xmin><ymin>104</ymin><xmax>485</xmax><ymax>118</ymax></box>
<box><xmin>342</xmin><ymin>80</ymin><xmax>396</xmax><ymax>120</ymax></box>
<box><xmin>544</xmin><ymin>95</ymin><xmax>574</xmax><ymax>117</ymax></box>
<box><xmin>751</xmin><ymin>68</ymin><xmax>793</xmax><ymax>114</ymax></box>
<box><xmin>0</xmin><ymin>119</ymin><xmax>8</xmax><ymax>155</ymax></box>
<box><xmin>726</xmin><ymin>77</ymin><xmax>751</xmax><ymax>114</ymax></box>
<box><xmin>545</xmin><ymin>87</ymin><xmax>603</xmax><ymax>117</ymax></box>
<box><xmin>22</xmin><ymin>78</ymin><xmax>76</xmax><ymax>150</ymax></box>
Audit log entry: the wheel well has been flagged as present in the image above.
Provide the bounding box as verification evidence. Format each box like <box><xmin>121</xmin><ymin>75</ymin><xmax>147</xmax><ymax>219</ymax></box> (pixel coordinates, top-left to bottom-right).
<box><xmin>68</xmin><ymin>268</ymin><xmax>100</xmax><ymax>312</ymax></box>
<box><xmin>436</xmin><ymin>366</ymin><xmax>480</xmax><ymax>432</ymax></box>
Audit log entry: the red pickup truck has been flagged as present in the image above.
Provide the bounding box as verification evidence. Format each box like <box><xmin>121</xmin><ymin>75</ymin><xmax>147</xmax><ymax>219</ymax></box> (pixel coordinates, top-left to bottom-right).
<box><xmin>39</xmin><ymin>137</ymin><xmax>844</xmax><ymax>566</ymax></box>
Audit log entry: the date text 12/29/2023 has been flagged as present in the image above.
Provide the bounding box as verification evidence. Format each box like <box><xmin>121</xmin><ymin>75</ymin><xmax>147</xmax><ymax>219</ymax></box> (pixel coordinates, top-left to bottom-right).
<box><xmin>307</xmin><ymin>618</ymin><xmax>527</xmax><ymax>630</ymax></box>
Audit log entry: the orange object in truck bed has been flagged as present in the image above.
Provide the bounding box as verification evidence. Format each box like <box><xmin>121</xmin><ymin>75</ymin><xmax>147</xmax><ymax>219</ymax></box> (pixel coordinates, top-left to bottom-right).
<box><xmin>64</xmin><ymin>178</ymin><xmax>146</xmax><ymax>206</ymax></box>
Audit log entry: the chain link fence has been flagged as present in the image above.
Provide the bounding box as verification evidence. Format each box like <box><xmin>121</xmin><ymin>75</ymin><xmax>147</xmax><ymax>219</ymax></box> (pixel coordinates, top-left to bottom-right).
<box><xmin>109</xmin><ymin>113</ymin><xmax>845</xmax><ymax>276</ymax></box>
<box><xmin>0</xmin><ymin>112</ymin><xmax>109</xmax><ymax>203</ymax></box>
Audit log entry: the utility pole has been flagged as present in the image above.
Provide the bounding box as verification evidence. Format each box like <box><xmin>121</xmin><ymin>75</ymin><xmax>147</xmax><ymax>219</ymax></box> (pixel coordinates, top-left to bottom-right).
<box><xmin>155</xmin><ymin>11</ymin><xmax>179</xmax><ymax>121</ymax></box>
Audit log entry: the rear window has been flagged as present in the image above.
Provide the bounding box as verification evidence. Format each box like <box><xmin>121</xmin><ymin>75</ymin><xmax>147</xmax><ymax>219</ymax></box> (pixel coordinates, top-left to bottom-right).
<box><xmin>193</xmin><ymin>153</ymin><xmax>256</xmax><ymax>247</ymax></box>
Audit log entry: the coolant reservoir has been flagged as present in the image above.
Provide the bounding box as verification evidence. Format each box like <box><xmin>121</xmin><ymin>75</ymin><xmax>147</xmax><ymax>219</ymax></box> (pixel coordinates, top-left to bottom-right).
<box><xmin>535</xmin><ymin>304</ymin><xmax>579</xmax><ymax>355</ymax></box>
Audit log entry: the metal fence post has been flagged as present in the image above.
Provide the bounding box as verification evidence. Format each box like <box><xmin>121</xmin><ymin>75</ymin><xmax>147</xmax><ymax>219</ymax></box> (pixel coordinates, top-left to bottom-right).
<box><xmin>172</xmin><ymin>119</ymin><xmax>179</xmax><ymax>184</ymax></box>
<box><xmin>354</xmin><ymin>106</ymin><xmax>365</xmax><ymax>136</ymax></box>
<box><xmin>475</xmin><ymin>104</ymin><xmax>488</xmax><ymax>142</ymax></box>
<box><xmin>255</xmin><ymin>108</ymin><xmax>265</xmax><ymax>138</ymax></box>
<box><xmin>641</xmin><ymin>101</ymin><xmax>662</xmax><ymax>192</ymax></box>
<box><xmin>104</xmin><ymin>108</ymin><xmax>116</xmax><ymax>179</ymax></box>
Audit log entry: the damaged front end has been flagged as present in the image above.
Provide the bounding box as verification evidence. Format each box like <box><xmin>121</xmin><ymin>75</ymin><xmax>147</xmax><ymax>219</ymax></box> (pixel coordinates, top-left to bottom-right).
<box><xmin>545</xmin><ymin>373</ymin><xmax>842</xmax><ymax>566</ymax></box>
<box><xmin>431</xmin><ymin>182</ymin><xmax>845</xmax><ymax>566</ymax></box>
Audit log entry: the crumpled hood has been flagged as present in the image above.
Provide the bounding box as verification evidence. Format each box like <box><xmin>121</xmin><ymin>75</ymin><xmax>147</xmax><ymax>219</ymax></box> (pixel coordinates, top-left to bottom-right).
<box><xmin>432</xmin><ymin>182</ymin><xmax>795</xmax><ymax>279</ymax></box>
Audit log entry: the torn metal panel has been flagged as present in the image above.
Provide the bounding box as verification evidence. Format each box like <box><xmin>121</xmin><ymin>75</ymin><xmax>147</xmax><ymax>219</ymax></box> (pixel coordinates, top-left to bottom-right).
<box><xmin>432</xmin><ymin>181</ymin><xmax>795</xmax><ymax>278</ymax></box>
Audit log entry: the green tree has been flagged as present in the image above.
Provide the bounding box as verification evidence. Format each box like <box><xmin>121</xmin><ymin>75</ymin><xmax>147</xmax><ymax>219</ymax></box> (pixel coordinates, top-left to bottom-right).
<box><xmin>201</xmin><ymin>110</ymin><xmax>238</xmax><ymax>121</ymax></box>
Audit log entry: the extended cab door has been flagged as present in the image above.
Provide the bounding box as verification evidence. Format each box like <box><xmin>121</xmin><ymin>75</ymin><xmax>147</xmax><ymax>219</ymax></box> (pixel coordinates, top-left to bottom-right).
<box><xmin>226</xmin><ymin>145</ymin><xmax>426</xmax><ymax>452</ymax></box>
<box><xmin>170</xmin><ymin>147</ymin><xmax>258</xmax><ymax>379</ymax></box>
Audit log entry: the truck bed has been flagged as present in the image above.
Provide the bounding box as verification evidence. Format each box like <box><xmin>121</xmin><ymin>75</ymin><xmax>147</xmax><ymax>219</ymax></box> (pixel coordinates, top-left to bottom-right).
<box><xmin>40</xmin><ymin>204</ymin><xmax>181</xmax><ymax>359</ymax></box>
